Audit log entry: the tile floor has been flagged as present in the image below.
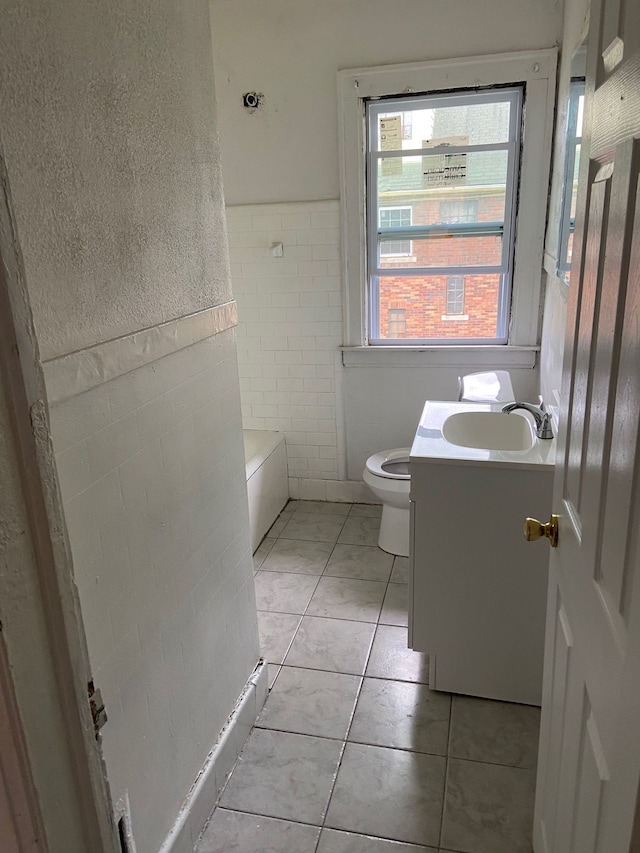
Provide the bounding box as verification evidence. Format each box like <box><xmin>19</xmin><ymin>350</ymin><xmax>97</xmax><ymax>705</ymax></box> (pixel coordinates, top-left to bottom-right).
<box><xmin>196</xmin><ymin>500</ymin><xmax>540</xmax><ymax>853</ymax></box>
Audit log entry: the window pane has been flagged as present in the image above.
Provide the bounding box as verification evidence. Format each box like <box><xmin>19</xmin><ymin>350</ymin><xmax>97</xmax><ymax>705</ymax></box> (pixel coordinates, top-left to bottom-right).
<box><xmin>377</xmin><ymin>151</ymin><xmax>508</xmax><ymax>219</ymax></box>
<box><xmin>558</xmin><ymin>82</ymin><xmax>584</xmax><ymax>281</ymax></box>
<box><xmin>376</xmin><ymin>274</ymin><xmax>503</xmax><ymax>340</ymax></box>
<box><xmin>576</xmin><ymin>94</ymin><xmax>584</xmax><ymax>137</ymax></box>
<box><xmin>378</xmin><ymin>150</ymin><xmax>509</xmax><ymax>194</ymax></box>
<box><xmin>373</xmin><ymin>97</ymin><xmax>514</xmax><ymax>151</ymax></box>
<box><xmin>378</xmin><ymin>234</ymin><xmax>502</xmax><ymax>269</ymax></box>
<box><xmin>570</xmin><ymin>143</ymin><xmax>581</xmax><ymax>221</ymax></box>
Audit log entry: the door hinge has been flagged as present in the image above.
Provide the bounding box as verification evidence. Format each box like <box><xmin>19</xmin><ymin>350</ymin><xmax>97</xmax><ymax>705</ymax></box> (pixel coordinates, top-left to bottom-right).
<box><xmin>88</xmin><ymin>679</ymin><xmax>107</xmax><ymax>738</ymax></box>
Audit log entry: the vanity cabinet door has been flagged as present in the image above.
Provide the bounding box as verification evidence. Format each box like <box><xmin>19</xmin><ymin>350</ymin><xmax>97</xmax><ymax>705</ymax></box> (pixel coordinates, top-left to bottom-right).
<box><xmin>409</xmin><ymin>461</ymin><xmax>551</xmax><ymax>705</ymax></box>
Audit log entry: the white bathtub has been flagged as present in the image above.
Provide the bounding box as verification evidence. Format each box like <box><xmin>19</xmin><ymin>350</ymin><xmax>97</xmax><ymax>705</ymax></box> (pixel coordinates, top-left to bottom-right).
<box><xmin>243</xmin><ymin>430</ymin><xmax>289</xmax><ymax>552</ymax></box>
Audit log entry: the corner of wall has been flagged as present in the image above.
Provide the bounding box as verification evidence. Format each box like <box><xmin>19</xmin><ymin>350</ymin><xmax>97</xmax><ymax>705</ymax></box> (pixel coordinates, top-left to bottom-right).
<box><xmin>159</xmin><ymin>661</ymin><xmax>269</xmax><ymax>853</ymax></box>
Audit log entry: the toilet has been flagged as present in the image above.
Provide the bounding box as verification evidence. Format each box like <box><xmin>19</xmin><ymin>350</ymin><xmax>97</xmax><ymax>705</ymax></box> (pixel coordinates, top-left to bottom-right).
<box><xmin>363</xmin><ymin>371</ymin><xmax>516</xmax><ymax>556</ymax></box>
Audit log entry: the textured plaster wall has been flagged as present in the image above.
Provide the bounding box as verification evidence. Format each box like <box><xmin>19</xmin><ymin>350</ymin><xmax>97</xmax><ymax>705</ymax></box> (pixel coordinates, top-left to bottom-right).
<box><xmin>0</xmin><ymin>2</ymin><xmax>260</xmax><ymax>851</ymax></box>
<box><xmin>0</xmin><ymin>0</ymin><xmax>231</xmax><ymax>361</ymax></box>
<box><xmin>209</xmin><ymin>0</ymin><xmax>562</xmax><ymax>205</ymax></box>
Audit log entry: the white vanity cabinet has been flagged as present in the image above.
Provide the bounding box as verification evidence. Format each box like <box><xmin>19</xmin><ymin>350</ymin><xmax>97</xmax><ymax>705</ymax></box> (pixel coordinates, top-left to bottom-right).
<box><xmin>409</xmin><ymin>401</ymin><xmax>555</xmax><ymax>706</ymax></box>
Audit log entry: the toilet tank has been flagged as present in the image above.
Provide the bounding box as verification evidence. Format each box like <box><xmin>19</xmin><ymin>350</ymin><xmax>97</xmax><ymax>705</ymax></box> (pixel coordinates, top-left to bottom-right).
<box><xmin>458</xmin><ymin>370</ymin><xmax>515</xmax><ymax>403</ymax></box>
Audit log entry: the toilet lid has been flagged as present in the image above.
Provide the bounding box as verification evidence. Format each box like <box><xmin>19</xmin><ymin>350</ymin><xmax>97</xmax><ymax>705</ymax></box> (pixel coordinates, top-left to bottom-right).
<box><xmin>365</xmin><ymin>448</ymin><xmax>412</xmax><ymax>479</ymax></box>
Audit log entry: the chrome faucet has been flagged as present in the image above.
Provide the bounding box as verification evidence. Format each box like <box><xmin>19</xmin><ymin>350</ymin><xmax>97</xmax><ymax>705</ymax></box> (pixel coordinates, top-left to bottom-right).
<box><xmin>501</xmin><ymin>402</ymin><xmax>554</xmax><ymax>439</ymax></box>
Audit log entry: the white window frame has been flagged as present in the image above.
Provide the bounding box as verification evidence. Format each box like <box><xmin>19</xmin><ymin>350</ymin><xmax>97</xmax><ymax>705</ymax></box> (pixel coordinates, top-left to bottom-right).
<box><xmin>338</xmin><ymin>50</ymin><xmax>557</xmax><ymax>364</ymax></box>
<box><xmin>368</xmin><ymin>87</ymin><xmax>521</xmax><ymax>345</ymax></box>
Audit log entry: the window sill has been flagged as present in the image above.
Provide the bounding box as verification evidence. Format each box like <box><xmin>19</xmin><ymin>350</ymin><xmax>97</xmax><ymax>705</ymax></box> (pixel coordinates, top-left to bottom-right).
<box><xmin>340</xmin><ymin>345</ymin><xmax>538</xmax><ymax>368</ymax></box>
<box><xmin>441</xmin><ymin>314</ymin><xmax>469</xmax><ymax>321</ymax></box>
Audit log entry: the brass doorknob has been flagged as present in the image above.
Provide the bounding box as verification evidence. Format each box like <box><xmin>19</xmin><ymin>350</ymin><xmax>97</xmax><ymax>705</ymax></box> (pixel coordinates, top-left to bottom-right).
<box><xmin>524</xmin><ymin>514</ymin><xmax>559</xmax><ymax>548</ymax></box>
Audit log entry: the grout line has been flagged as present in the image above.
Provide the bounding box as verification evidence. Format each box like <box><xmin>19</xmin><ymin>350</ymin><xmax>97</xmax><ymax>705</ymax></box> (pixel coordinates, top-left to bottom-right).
<box><xmin>258</xmin><ymin>609</ymin><xmax>386</xmax><ymax>625</ymax></box>
<box><xmin>226</xmin><ymin>505</ymin><xmax>449</xmax><ymax>850</ymax></box>
<box><xmin>286</xmin><ymin>503</ymin><xmax>371</xmax><ymax>852</ymax></box>
<box><xmin>273</xmin><ymin>662</ymin><xmax>426</xmax><ymax>684</ymax></box>
<box><xmin>437</xmin><ymin>690</ymin><xmax>455</xmax><ymax>850</ymax></box>
<box><xmin>261</xmin><ymin>505</ymin><xmax>348</xmax><ymax>679</ymax></box>
<box><xmin>268</xmin><ymin>613</ymin><xmax>305</xmax><ymax>676</ymax></box>
<box><xmin>216</xmin><ymin>502</ymin><xmax>536</xmax><ymax>852</ymax></box>
<box><xmin>439</xmin><ymin>752</ymin><xmax>451</xmax><ymax>850</ymax></box>
<box><xmin>214</xmin><ymin>803</ymin><xmax>325</xmax><ymax>830</ymax></box>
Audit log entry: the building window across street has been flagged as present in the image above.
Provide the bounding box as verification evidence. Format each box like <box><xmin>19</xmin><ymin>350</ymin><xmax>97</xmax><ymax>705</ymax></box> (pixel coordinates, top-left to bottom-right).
<box><xmin>446</xmin><ymin>275</ymin><xmax>465</xmax><ymax>315</ymax></box>
<box><xmin>387</xmin><ymin>307</ymin><xmax>408</xmax><ymax>337</ymax></box>
<box><xmin>379</xmin><ymin>207</ymin><xmax>412</xmax><ymax>257</ymax></box>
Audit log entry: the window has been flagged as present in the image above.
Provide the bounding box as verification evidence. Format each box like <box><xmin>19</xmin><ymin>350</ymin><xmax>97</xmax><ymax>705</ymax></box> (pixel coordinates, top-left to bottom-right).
<box><xmin>367</xmin><ymin>87</ymin><xmax>521</xmax><ymax>344</ymax></box>
<box><xmin>446</xmin><ymin>276</ymin><xmax>465</xmax><ymax>315</ymax></box>
<box><xmin>439</xmin><ymin>199</ymin><xmax>479</xmax><ymax>224</ymax></box>
<box><xmin>339</xmin><ymin>50</ymin><xmax>557</xmax><ymax>358</ymax></box>
<box><xmin>379</xmin><ymin>207</ymin><xmax>412</xmax><ymax>257</ymax></box>
<box><xmin>387</xmin><ymin>308</ymin><xmax>407</xmax><ymax>337</ymax></box>
<box><xmin>558</xmin><ymin>79</ymin><xmax>585</xmax><ymax>282</ymax></box>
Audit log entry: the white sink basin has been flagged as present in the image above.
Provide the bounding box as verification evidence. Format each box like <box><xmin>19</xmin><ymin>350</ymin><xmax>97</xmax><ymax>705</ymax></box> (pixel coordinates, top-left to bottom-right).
<box><xmin>442</xmin><ymin>410</ymin><xmax>535</xmax><ymax>451</ymax></box>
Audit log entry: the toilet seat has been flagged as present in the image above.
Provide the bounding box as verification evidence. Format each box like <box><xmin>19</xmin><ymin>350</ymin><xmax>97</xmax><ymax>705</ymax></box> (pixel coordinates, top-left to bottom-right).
<box><xmin>365</xmin><ymin>448</ymin><xmax>411</xmax><ymax>480</ymax></box>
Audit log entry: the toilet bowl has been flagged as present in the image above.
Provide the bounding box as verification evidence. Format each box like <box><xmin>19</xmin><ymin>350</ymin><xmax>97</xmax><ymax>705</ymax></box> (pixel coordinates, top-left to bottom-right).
<box><xmin>363</xmin><ymin>371</ymin><xmax>516</xmax><ymax>557</ymax></box>
<box><xmin>363</xmin><ymin>448</ymin><xmax>411</xmax><ymax>557</ymax></box>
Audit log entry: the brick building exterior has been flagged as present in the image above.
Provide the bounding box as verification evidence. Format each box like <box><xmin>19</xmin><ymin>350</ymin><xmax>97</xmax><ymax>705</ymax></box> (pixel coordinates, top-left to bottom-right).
<box><xmin>379</xmin><ymin>189</ymin><xmax>505</xmax><ymax>339</ymax></box>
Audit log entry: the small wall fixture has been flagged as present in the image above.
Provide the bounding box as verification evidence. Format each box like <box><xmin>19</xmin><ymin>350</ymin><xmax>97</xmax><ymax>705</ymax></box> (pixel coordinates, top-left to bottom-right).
<box><xmin>243</xmin><ymin>92</ymin><xmax>264</xmax><ymax>111</ymax></box>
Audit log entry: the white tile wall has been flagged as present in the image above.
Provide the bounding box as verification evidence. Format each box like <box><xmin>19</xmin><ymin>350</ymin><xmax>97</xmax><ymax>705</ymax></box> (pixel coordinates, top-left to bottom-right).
<box><xmin>227</xmin><ymin>200</ymin><xmax>374</xmax><ymax>502</ymax></box>
<box><xmin>49</xmin><ymin>329</ymin><xmax>260</xmax><ymax>852</ymax></box>
<box><xmin>227</xmin><ymin>200</ymin><xmax>541</xmax><ymax>500</ymax></box>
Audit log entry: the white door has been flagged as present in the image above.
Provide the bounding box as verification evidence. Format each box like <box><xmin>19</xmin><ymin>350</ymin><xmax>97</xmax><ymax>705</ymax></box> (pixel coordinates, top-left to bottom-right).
<box><xmin>533</xmin><ymin>0</ymin><xmax>640</xmax><ymax>850</ymax></box>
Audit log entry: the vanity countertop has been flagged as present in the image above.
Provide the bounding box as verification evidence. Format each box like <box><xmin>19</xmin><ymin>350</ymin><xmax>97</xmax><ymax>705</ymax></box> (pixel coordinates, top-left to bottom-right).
<box><xmin>410</xmin><ymin>400</ymin><xmax>557</xmax><ymax>471</ymax></box>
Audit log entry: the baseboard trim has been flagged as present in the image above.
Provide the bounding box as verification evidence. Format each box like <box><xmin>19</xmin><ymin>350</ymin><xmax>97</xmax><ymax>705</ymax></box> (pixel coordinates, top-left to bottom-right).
<box><xmin>157</xmin><ymin>659</ymin><xmax>268</xmax><ymax>853</ymax></box>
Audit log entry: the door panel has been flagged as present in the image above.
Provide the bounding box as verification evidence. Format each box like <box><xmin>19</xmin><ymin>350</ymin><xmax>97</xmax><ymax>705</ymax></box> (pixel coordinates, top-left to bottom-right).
<box><xmin>565</xmin><ymin>164</ymin><xmax>611</xmax><ymax>515</ymax></box>
<box><xmin>536</xmin><ymin>589</ymin><xmax>574</xmax><ymax>852</ymax></box>
<box><xmin>534</xmin><ymin>0</ymin><xmax>640</xmax><ymax>848</ymax></box>
<box><xmin>601</xmin><ymin>0</ymin><xmax>625</xmax><ymax>76</ymax></box>
<box><xmin>571</xmin><ymin>709</ymin><xmax>608</xmax><ymax>853</ymax></box>
<box><xmin>602</xmin><ymin>168</ymin><xmax>640</xmax><ymax>619</ymax></box>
